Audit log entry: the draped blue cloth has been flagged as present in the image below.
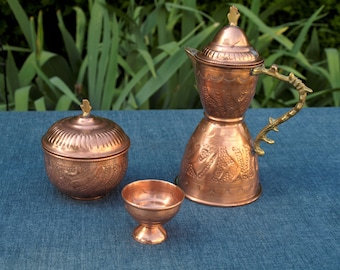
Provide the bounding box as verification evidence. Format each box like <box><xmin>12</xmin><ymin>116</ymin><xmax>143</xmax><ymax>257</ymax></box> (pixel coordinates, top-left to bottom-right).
<box><xmin>0</xmin><ymin>108</ymin><xmax>339</xmax><ymax>269</ymax></box>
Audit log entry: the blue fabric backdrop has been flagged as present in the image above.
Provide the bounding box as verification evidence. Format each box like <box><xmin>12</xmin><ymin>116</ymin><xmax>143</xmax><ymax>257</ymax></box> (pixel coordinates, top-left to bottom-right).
<box><xmin>0</xmin><ymin>108</ymin><xmax>339</xmax><ymax>269</ymax></box>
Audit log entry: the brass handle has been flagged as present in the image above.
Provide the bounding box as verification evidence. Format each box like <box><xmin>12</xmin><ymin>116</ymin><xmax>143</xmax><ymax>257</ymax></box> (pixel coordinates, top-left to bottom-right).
<box><xmin>251</xmin><ymin>65</ymin><xmax>313</xmax><ymax>156</ymax></box>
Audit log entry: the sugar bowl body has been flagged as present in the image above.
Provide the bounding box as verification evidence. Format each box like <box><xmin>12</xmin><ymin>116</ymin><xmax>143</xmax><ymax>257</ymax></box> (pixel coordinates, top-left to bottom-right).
<box><xmin>41</xmin><ymin>100</ymin><xmax>130</xmax><ymax>200</ymax></box>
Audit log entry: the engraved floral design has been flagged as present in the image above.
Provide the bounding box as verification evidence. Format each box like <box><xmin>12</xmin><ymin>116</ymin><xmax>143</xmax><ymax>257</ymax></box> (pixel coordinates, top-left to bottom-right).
<box><xmin>185</xmin><ymin>144</ymin><xmax>217</xmax><ymax>179</ymax></box>
<box><xmin>211</xmin><ymin>146</ymin><xmax>239</xmax><ymax>183</ymax></box>
<box><xmin>184</xmin><ymin>144</ymin><xmax>255</xmax><ymax>184</ymax></box>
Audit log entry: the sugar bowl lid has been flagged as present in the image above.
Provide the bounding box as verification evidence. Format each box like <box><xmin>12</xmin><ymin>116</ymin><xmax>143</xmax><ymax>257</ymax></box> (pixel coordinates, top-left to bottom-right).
<box><xmin>196</xmin><ymin>5</ymin><xmax>264</xmax><ymax>67</ymax></box>
<box><xmin>41</xmin><ymin>99</ymin><xmax>130</xmax><ymax>159</ymax></box>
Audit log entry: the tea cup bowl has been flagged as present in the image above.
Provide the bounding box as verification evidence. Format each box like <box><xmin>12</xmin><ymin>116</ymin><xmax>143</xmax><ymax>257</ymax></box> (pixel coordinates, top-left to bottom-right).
<box><xmin>121</xmin><ymin>179</ymin><xmax>185</xmax><ymax>244</ymax></box>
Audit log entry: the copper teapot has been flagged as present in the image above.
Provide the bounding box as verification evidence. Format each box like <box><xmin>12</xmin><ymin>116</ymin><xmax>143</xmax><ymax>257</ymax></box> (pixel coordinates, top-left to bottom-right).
<box><xmin>177</xmin><ymin>6</ymin><xmax>312</xmax><ymax>207</ymax></box>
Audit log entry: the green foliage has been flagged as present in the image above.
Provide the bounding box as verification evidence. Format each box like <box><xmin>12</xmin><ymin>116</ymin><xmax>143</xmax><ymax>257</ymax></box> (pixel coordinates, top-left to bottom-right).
<box><xmin>1</xmin><ymin>0</ymin><xmax>220</xmax><ymax>110</ymax></box>
<box><xmin>233</xmin><ymin>2</ymin><xmax>339</xmax><ymax>108</ymax></box>
<box><xmin>0</xmin><ymin>0</ymin><xmax>339</xmax><ymax>111</ymax></box>
<box><xmin>2</xmin><ymin>1</ymin><xmax>80</xmax><ymax>110</ymax></box>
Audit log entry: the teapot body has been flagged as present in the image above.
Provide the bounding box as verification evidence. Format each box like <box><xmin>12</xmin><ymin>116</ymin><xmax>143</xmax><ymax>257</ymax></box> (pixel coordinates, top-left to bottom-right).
<box><xmin>177</xmin><ymin>50</ymin><xmax>263</xmax><ymax>206</ymax></box>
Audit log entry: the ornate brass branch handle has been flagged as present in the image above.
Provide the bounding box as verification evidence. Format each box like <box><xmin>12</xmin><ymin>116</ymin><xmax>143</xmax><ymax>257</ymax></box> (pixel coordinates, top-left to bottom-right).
<box><xmin>251</xmin><ymin>65</ymin><xmax>313</xmax><ymax>156</ymax></box>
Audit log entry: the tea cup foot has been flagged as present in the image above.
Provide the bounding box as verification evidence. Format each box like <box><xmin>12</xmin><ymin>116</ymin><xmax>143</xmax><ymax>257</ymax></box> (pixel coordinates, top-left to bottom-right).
<box><xmin>133</xmin><ymin>224</ymin><xmax>167</xmax><ymax>244</ymax></box>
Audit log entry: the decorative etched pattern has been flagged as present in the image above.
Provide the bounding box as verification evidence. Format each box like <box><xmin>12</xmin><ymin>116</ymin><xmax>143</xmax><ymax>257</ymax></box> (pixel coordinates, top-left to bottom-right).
<box><xmin>232</xmin><ymin>146</ymin><xmax>255</xmax><ymax>180</ymax></box>
<box><xmin>184</xmin><ymin>143</ymin><xmax>255</xmax><ymax>183</ymax></box>
<box><xmin>211</xmin><ymin>147</ymin><xmax>239</xmax><ymax>183</ymax></box>
<box><xmin>197</xmin><ymin>69</ymin><xmax>257</xmax><ymax>118</ymax></box>
<box><xmin>185</xmin><ymin>144</ymin><xmax>217</xmax><ymax>179</ymax></box>
<box><xmin>202</xmin><ymin>86</ymin><xmax>219</xmax><ymax>115</ymax></box>
<box><xmin>44</xmin><ymin>154</ymin><xmax>128</xmax><ymax>198</ymax></box>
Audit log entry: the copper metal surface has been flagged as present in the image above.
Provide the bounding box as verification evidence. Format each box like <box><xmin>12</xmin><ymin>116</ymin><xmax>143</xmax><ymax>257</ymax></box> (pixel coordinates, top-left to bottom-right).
<box><xmin>122</xmin><ymin>180</ymin><xmax>185</xmax><ymax>244</ymax></box>
<box><xmin>41</xmin><ymin>99</ymin><xmax>130</xmax><ymax>200</ymax></box>
<box><xmin>177</xmin><ymin>6</ymin><xmax>312</xmax><ymax>207</ymax></box>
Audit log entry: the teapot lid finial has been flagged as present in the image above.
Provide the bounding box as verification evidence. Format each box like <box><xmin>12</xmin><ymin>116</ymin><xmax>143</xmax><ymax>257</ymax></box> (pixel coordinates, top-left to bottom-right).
<box><xmin>228</xmin><ymin>5</ymin><xmax>240</xmax><ymax>26</ymax></box>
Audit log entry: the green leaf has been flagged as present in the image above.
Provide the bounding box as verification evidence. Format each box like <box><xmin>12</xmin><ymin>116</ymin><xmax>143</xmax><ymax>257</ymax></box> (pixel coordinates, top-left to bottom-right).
<box><xmin>55</xmin><ymin>95</ymin><xmax>73</xmax><ymax>110</ymax></box>
<box><xmin>6</xmin><ymin>0</ymin><xmax>32</xmax><ymax>49</ymax></box>
<box><xmin>87</xmin><ymin>0</ymin><xmax>106</xmax><ymax>109</ymax></box>
<box><xmin>57</xmin><ymin>10</ymin><xmax>82</xmax><ymax>76</ymax></box>
<box><xmin>140</xmin><ymin>5</ymin><xmax>158</xmax><ymax>37</ymax></box>
<box><xmin>324</xmin><ymin>48</ymin><xmax>340</xmax><ymax>106</ymax></box>
<box><xmin>50</xmin><ymin>76</ymin><xmax>81</xmax><ymax>105</ymax></box>
<box><xmin>18</xmin><ymin>53</ymin><xmax>37</xmax><ymax>86</ymax></box>
<box><xmin>137</xmin><ymin>49</ymin><xmax>157</xmax><ymax>78</ymax></box>
<box><xmin>156</xmin><ymin>3</ymin><xmax>168</xmax><ymax>45</ymax></box>
<box><xmin>112</xmin><ymin>52</ymin><xmax>167</xmax><ymax>110</ymax></box>
<box><xmin>165</xmin><ymin>2</ymin><xmax>215</xmax><ymax>23</ymax></box>
<box><xmin>14</xmin><ymin>85</ymin><xmax>31</xmax><ymax>111</ymax></box>
<box><xmin>34</xmin><ymin>97</ymin><xmax>46</xmax><ymax>111</ymax></box>
<box><xmin>5</xmin><ymin>50</ymin><xmax>20</xmax><ymax>101</ymax></box>
<box><xmin>255</xmin><ymin>26</ymin><xmax>288</xmax><ymax>53</ymax></box>
<box><xmin>291</xmin><ymin>6</ymin><xmax>324</xmax><ymax>55</ymax></box>
<box><xmin>95</xmin><ymin>9</ymin><xmax>112</xmax><ymax>109</ymax></box>
<box><xmin>101</xmin><ymin>14</ymin><xmax>120</xmax><ymax>110</ymax></box>
<box><xmin>325</xmin><ymin>48</ymin><xmax>340</xmax><ymax>88</ymax></box>
<box><xmin>36</xmin><ymin>10</ymin><xmax>44</xmax><ymax>59</ymax></box>
<box><xmin>305</xmin><ymin>28</ymin><xmax>320</xmax><ymax>61</ymax></box>
<box><xmin>134</xmin><ymin>23</ymin><xmax>219</xmax><ymax>108</ymax></box>
<box><xmin>259</xmin><ymin>76</ymin><xmax>275</xmax><ymax>107</ymax></box>
<box><xmin>117</xmin><ymin>55</ymin><xmax>136</xmax><ymax>77</ymax></box>
<box><xmin>277</xmin><ymin>65</ymin><xmax>306</xmax><ymax>80</ymax></box>
<box><xmin>73</xmin><ymin>7</ymin><xmax>87</xmax><ymax>54</ymax></box>
<box><xmin>77</xmin><ymin>55</ymin><xmax>88</xmax><ymax>86</ymax></box>
<box><xmin>235</xmin><ymin>4</ymin><xmax>313</xmax><ymax>70</ymax></box>
<box><xmin>2</xmin><ymin>45</ymin><xmax>30</xmax><ymax>53</ymax></box>
<box><xmin>158</xmin><ymin>41</ymin><xmax>180</xmax><ymax>55</ymax></box>
<box><xmin>29</xmin><ymin>17</ymin><xmax>37</xmax><ymax>55</ymax></box>
<box><xmin>19</xmin><ymin>51</ymin><xmax>61</xmax><ymax>87</ymax></box>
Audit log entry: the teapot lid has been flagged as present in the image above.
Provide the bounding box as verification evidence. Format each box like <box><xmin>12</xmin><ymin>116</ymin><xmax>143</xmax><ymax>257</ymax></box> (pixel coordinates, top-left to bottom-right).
<box><xmin>196</xmin><ymin>6</ymin><xmax>263</xmax><ymax>67</ymax></box>
<box><xmin>41</xmin><ymin>99</ymin><xmax>130</xmax><ymax>159</ymax></box>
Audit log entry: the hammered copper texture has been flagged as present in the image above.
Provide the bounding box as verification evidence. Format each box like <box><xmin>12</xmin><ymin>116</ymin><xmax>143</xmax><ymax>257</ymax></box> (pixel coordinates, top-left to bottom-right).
<box><xmin>122</xmin><ymin>180</ymin><xmax>185</xmax><ymax>244</ymax></box>
<box><xmin>177</xmin><ymin>6</ymin><xmax>311</xmax><ymax>207</ymax></box>
<box><xmin>178</xmin><ymin>117</ymin><xmax>261</xmax><ymax>206</ymax></box>
<box><xmin>44</xmin><ymin>151</ymin><xmax>128</xmax><ymax>200</ymax></box>
<box><xmin>42</xmin><ymin>99</ymin><xmax>130</xmax><ymax>200</ymax></box>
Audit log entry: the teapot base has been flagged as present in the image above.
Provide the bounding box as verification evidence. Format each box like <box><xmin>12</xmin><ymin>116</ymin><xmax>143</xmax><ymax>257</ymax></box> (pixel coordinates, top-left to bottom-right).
<box><xmin>181</xmin><ymin>180</ymin><xmax>262</xmax><ymax>207</ymax></box>
<box><xmin>177</xmin><ymin>116</ymin><xmax>262</xmax><ymax>207</ymax></box>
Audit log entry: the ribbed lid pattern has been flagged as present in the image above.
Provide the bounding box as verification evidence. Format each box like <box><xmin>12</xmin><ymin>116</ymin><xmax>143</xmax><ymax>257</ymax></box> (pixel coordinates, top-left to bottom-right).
<box><xmin>42</xmin><ymin>100</ymin><xmax>130</xmax><ymax>159</ymax></box>
<box><xmin>195</xmin><ymin>6</ymin><xmax>263</xmax><ymax>67</ymax></box>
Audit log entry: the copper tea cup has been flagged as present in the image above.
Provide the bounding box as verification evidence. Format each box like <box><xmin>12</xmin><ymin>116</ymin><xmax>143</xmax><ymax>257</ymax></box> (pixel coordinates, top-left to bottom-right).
<box><xmin>121</xmin><ymin>180</ymin><xmax>185</xmax><ymax>244</ymax></box>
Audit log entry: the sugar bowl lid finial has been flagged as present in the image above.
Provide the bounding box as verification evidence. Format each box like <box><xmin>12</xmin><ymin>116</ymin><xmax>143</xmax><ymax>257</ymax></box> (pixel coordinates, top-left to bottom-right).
<box><xmin>80</xmin><ymin>99</ymin><xmax>92</xmax><ymax>117</ymax></box>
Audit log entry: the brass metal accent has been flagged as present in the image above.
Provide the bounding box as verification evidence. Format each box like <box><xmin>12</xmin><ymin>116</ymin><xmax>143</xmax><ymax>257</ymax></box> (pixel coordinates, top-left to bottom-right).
<box><xmin>228</xmin><ymin>5</ymin><xmax>240</xmax><ymax>26</ymax></box>
<box><xmin>177</xmin><ymin>6</ymin><xmax>312</xmax><ymax>207</ymax></box>
<box><xmin>122</xmin><ymin>180</ymin><xmax>185</xmax><ymax>245</ymax></box>
<box><xmin>80</xmin><ymin>99</ymin><xmax>92</xmax><ymax>117</ymax></box>
<box><xmin>41</xmin><ymin>100</ymin><xmax>130</xmax><ymax>200</ymax></box>
<box><xmin>251</xmin><ymin>65</ymin><xmax>313</xmax><ymax>155</ymax></box>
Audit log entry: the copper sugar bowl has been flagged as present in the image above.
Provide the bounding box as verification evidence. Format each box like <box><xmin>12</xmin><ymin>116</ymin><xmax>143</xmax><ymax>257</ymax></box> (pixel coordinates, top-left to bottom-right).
<box><xmin>177</xmin><ymin>6</ymin><xmax>312</xmax><ymax>207</ymax></box>
<box><xmin>41</xmin><ymin>99</ymin><xmax>130</xmax><ymax>200</ymax></box>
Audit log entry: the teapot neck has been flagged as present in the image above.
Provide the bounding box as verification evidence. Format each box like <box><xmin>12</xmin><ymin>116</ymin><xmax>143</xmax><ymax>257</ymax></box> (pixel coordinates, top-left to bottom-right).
<box><xmin>204</xmin><ymin>113</ymin><xmax>244</xmax><ymax>124</ymax></box>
